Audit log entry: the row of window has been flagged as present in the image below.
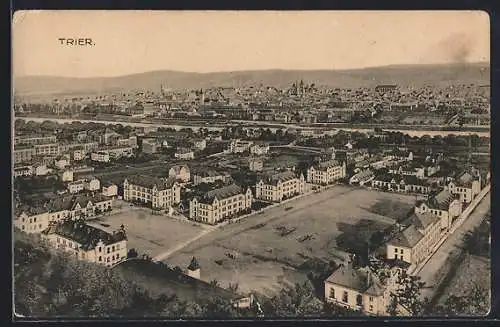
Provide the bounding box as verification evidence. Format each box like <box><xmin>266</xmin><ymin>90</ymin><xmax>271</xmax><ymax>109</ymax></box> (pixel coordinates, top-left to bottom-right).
<box><xmin>329</xmin><ymin>288</ymin><xmax>374</xmax><ymax>306</ymax></box>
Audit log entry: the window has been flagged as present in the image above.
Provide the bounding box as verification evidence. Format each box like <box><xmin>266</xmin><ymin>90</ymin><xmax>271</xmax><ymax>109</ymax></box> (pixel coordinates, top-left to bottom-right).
<box><xmin>116</xmin><ymin>244</ymin><xmax>120</xmax><ymax>250</ymax></box>
<box><xmin>356</xmin><ymin>294</ymin><xmax>363</xmax><ymax>306</ymax></box>
<box><xmin>329</xmin><ymin>288</ymin><xmax>335</xmax><ymax>299</ymax></box>
<box><xmin>400</xmin><ymin>249</ymin><xmax>404</xmax><ymax>254</ymax></box>
<box><xmin>34</xmin><ymin>217</ymin><xmax>37</xmax><ymax>222</ymax></box>
<box><xmin>107</xmin><ymin>257</ymin><xmax>110</xmax><ymax>263</ymax></box>
<box><xmin>22</xmin><ymin>225</ymin><xmax>25</xmax><ymax>230</ymax></box>
<box><xmin>99</xmin><ymin>256</ymin><xmax>102</xmax><ymax>261</ymax></box>
<box><xmin>112</xmin><ymin>246</ymin><xmax>115</xmax><ymax>252</ymax></box>
<box><xmin>107</xmin><ymin>248</ymin><xmax>110</xmax><ymax>254</ymax></box>
<box><xmin>342</xmin><ymin>291</ymin><xmax>348</xmax><ymax>303</ymax></box>
<box><xmin>369</xmin><ymin>305</ymin><xmax>374</xmax><ymax>312</ymax></box>
<box><xmin>394</xmin><ymin>248</ymin><xmax>398</xmax><ymax>253</ymax></box>
<box><xmin>99</xmin><ymin>247</ymin><xmax>102</xmax><ymax>252</ymax></box>
<box><xmin>369</xmin><ymin>297</ymin><xmax>374</xmax><ymax>302</ymax></box>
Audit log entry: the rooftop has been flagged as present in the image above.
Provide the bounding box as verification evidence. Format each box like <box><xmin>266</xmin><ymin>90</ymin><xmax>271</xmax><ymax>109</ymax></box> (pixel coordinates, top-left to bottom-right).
<box><xmin>387</xmin><ymin>224</ymin><xmax>424</xmax><ymax>248</ymax></box>
<box><xmin>42</xmin><ymin>220</ymin><xmax>126</xmax><ymax>251</ymax></box>
<box><xmin>125</xmin><ymin>175</ymin><xmax>176</xmax><ymax>190</ymax></box>
<box><xmin>325</xmin><ymin>264</ymin><xmax>384</xmax><ymax>296</ymax></box>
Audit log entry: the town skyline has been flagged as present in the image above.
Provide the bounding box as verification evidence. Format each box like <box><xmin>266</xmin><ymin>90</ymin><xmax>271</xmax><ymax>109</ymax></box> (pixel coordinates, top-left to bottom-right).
<box><xmin>13</xmin><ymin>11</ymin><xmax>490</xmax><ymax>78</ymax></box>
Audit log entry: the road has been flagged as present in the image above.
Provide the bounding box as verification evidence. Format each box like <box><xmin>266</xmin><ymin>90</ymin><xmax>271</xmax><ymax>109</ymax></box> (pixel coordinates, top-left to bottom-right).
<box><xmin>417</xmin><ymin>194</ymin><xmax>491</xmax><ymax>301</ymax></box>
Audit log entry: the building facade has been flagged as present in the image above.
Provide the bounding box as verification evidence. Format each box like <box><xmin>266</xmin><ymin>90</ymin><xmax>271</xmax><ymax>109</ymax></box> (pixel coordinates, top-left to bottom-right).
<box><xmin>123</xmin><ymin>175</ymin><xmax>181</xmax><ymax>209</ymax></box>
<box><xmin>189</xmin><ymin>184</ymin><xmax>252</xmax><ymax>225</ymax></box>
<box><xmin>307</xmin><ymin>160</ymin><xmax>347</xmax><ymax>185</ymax></box>
<box><xmin>255</xmin><ymin>171</ymin><xmax>306</xmax><ymax>202</ymax></box>
<box><xmin>41</xmin><ymin>220</ymin><xmax>127</xmax><ymax>267</ymax></box>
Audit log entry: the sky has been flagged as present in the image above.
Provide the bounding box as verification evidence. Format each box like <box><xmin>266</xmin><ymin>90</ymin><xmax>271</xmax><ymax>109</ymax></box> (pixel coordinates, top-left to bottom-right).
<box><xmin>12</xmin><ymin>10</ymin><xmax>490</xmax><ymax>78</ymax></box>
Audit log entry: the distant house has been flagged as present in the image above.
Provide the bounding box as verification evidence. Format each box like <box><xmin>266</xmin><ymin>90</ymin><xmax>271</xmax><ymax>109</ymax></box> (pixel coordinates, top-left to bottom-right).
<box><xmin>375</xmin><ymin>85</ymin><xmax>398</xmax><ymax>93</ymax></box>
<box><xmin>415</xmin><ymin>189</ymin><xmax>462</xmax><ymax>230</ymax></box>
<box><xmin>249</xmin><ymin>157</ymin><xmax>264</xmax><ymax>172</ymax></box>
<box><xmin>68</xmin><ymin>180</ymin><xmax>85</xmax><ymax>194</ymax></box>
<box><xmin>13</xmin><ymin>165</ymin><xmax>33</xmax><ymax>178</ymax></box>
<box><xmin>102</xmin><ymin>182</ymin><xmax>118</xmax><ymax>198</ymax></box>
<box><xmin>41</xmin><ymin>220</ymin><xmax>127</xmax><ymax>267</ymax></box>
<box><xmin>175</xmin><ymin>148</ymin><xmax>195</xmax><ymax>160</ymax></box>
<box><xmin>59</xmin><ymin>170</ymin><xmax>74</xmax><ymax>182</ymax></box>
<box><xmin>349</xmin><ymin>169</ymin><xmax>374</xmax><ymax>186</ymax></box>
<box><xmin>91</xmin><ymin>151</ymin><xmax>110</xmax><ymax>163</ymax></box>
<box><xmin>33</xmin><ymin>163</ymin><xmax>50</xmax><ymax>176</ymax></box>
<box><xmin>192</xmin><ymin>169</ymin><xmax>229</xmax><ymax>186</ymax></box>
<box><xmin>447</xmin><ymin>169</ymin><xmax>482</xmax><ymax>204</ymax></box>
<box><xmin>371</xmin><ymin>173</ymin><xmax>431</xmax><ymax>195</ymax></box>
<box><xmin>307</xmin><ymin>160</ymin><xmax>346</xmax><ymax>185</ymax></box>
<box><xmin>255</xmin><ymin>171</ymin><xmax>306</xmax><ymax>202</ymax></box>
<box><xmin>168</xmin><ymin>165</ymin><xmax>191</xmax><ymax>183</ymax></box>
<box><xmin>193</xmin><ymin>139</ymin><xmax>207</xmax><ymax>151</ymax></box>
<box><xmin>250</xmin><ymin>143</ymin><xmax>270</xmax><ymax>156</ymax></box>
<box><xmin>229</xmin><ymin>139</ymin><xmax>254</xmax><ymax>154</ymax></box>
<box><xmin>386</xmin><ymin>211</ymin><xmax>441</xmax><ymax>265</ymax></box>
<box><xmin>189</xmin><ymin>184</ymin><xmax>253</xmax><ymax>225</ymax></box>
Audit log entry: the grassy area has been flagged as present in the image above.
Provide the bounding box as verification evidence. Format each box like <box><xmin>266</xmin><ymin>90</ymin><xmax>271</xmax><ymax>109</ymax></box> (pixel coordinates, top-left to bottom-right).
<box><xmin>87</xmin><ymin>208</ymin><xmax>206</xmax><ymax>258</ymax></box>
<box><xmin>437</xmin><ymin>254</ymin><xmax>490</xmax><ymax>308</ymax></box>
<box><xmin>166</xmin><ymin>185</ymin><xmax>415</xmax><ymax>296</ymax></box>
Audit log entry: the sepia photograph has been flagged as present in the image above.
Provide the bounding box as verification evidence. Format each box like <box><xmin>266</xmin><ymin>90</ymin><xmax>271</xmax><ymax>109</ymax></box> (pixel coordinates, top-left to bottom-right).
<box><xmin>12</xmin><ymin>10</ymin><xmax>491</xmax><ymax>319</ymax></box>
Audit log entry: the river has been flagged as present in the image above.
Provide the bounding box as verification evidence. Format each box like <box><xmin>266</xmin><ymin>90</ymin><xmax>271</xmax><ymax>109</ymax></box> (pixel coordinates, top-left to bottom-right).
<box><xmin>17</xmin><ymin>116</ymin><xmax>491</xmax><ymax>138</ymax></box>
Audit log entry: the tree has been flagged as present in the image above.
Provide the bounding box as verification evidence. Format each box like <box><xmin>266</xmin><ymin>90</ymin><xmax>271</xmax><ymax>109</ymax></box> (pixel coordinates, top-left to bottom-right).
<box><xmin>431</xmin><ymin>280</ymin><xmax>490</xmax><ymax>316</ymax></box>
<box><xmin>263</xmin><ymin>281</ymin><xmax>323</xmax><ymax>317</ymax></box>
<box><xmin>388</xmin><ymin>270</ymin><xmax>425</xmax><ymax>316</ymax></box>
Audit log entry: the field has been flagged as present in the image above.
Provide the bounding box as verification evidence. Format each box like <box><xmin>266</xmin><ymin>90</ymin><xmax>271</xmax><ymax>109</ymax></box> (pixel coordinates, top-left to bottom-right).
<box><xmin>165</xmin><ymin>185</ymin><xmax>415</xmax><ymax>295</ymax></box>
<box><xmin>437</xmin><ymin>254</ymin><xmax>490</xmax><ymax>309</ymax></box>
<box><xmin>87</xmin><ymin>205</ymin><xmax>206</xmax><ymax>258</ymax></box>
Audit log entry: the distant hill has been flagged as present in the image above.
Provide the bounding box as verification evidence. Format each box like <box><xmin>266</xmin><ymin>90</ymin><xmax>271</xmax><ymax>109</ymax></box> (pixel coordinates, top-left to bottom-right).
<box><xmin>13</xmin><ymin>62</ymin><xmax>490</xmax><ymax>96</ymax></box>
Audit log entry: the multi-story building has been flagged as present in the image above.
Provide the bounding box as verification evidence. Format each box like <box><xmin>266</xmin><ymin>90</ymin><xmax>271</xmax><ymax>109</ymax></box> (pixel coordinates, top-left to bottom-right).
<box><xmin>68</xmin><ymin>180</ymin><xmax>85</xmax><ymax>194</ymax></box>
<box><xmin>59</xmin><ymin>170</ymin><xmax>74</xmax><ymax>182</ymax></box>
<box><xmin>14</xmin><ymin>193</ymin><xmax>114</xmax><ymax>234</ymax></box>
<box><xmin>14</xmin><ymin>146</ymin><xmax>35</xmax><ymax>164</ymax></box>
<box><xmin>249</xmin><ymin>157</ymin><xmax>264</xmax><ymax>172</ymax></box>
<box><xmin>192</xmin><ymin>169</ymin><xmax>229</xmax><ymax>186</ymax></box>
<box><xmin>229</xmin><ymin>139</ymin><xmax>254</xmax><ymax>153</ymax></box>
<box><xmin>34</xmin><ymin>143</ymin><xmax>60</xmax><ymax>156</ymax></box>
<box><xmin>385</xmin><ymin>211</ymin><xmax>442</xmax><ymax>265</ymax></box>
<box><xmin>100</xmin><ymin>146</ymin><xmax>134</xmax><ymax>159</ymax></box>
<box><xmin>255</xmin><ymin>171</ymin><xmax>306</xmax><ymax>202</ymax></box>
<box><xmin>324</xmin><ymin>259</ymin><xmax>391</xmax><ymax>316</ymax></box>
<box><xmin>84</xmin><ymin>177</ymin><xmax>101</xmax><ymax>191</ymax></box>
<box><xmin>14</xmin><ymin>134</ymin><xmax>57</xmax><ymax>146</ymax></box>
<box><xmin>307</xmin><ymin>160</ymin><xmax>347</xmax><ymax>185</ymax></box>
<box><xmin>102</xmin><ymin>182</ymin><xmax>118</xmax><ymax>197</ymax></box>
<box><xmin>415</xmin><ymin>189</ymin><xmax>462</xmax><ymax>230</ymax></box>
<box><xmin>123</xmin><ymin>175</ymin><xmax>180</xmax><ymax>209</ymax></box>
<box><xmin>13</xmin><ymin>165</ymin><xmax>33</xmax><ymax>178</ymax></box>
<box><xmin>41</xmin><ymin>220</ymin><xmax>127</xmax><ymax>267</ymax></box>
<box><xmin>371</xmin><ymin>173</ymin><xmax>431</xmax><ymax>195</ymax></box>
<box><xmin>349</xmin><ymin>169</ymin><xmax>374</xmax><ymax>186</ymax></box>
<box><xmin>168</xmin><ymin>165</ymin><xmax>191</xmax><ymax>183</ymax></box>
<box><xmin>175</xmin><ymin>148</ymin><xmax>195</xmax><ymax>160</ymax></box>
<box><xmin>250</xmin><ymin>143</ymin><xmax>270</xmax><ymax>155</ymax></box>
<box><xmin>447</xmin><ymin>170</ymin><xmax>482</xmax><ymax>204</ymax></box>
<box><xmin>189</xmin><ymin>184</ymin><xmax>253</xmax><ymax>225</ymax></box>
<box><xmin>193</xmin><ymin>139</ymin><xmax>207</xmax><ymax>151</ymax></box>
<box><xmin>91</xmin><ymin>151</ymin><xmax>111</xmax><ymax>163</ymax></box>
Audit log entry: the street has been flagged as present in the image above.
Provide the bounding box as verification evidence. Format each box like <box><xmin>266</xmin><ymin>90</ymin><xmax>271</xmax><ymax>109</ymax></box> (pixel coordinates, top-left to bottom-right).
<box><xmin>418</xmin><ymin>194</ymin><xmax>491</xmax><ymax>301</ymax></box>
